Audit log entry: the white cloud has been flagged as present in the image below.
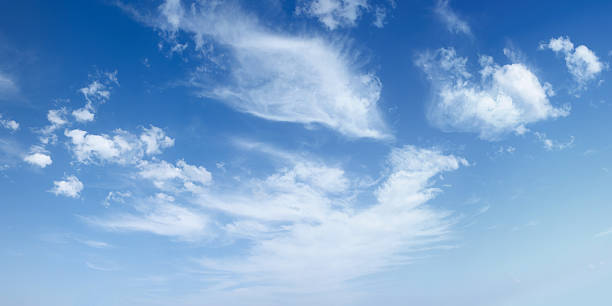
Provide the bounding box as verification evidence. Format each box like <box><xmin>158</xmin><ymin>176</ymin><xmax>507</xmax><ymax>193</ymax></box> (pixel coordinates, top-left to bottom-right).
<box><xmin>138</xmin><ymin>159</ymin><xmax>212</xmax><ymax>192</ymax></box>
<box><xmin>128</xmin><ymin>0</ymin><xmax>389</xmax><ymax>139</ymax></box>
<box><xmin>80</xmin><ymin>240</ymin><xmax>112</xmax><ymax>248</ymax></box>
<box><xmin>64</xmin><ymin>125</ymin><xmax>174</xmax><ymax>164</ymax></box>
<box><xmin>0</xmin><ymin>71</ymin><xmax>18</xmax><ymax>97</ymax></box>
<box><xmin>24</xmin><ymin>152</ymin><xmax>52</xmax><ymax>168</ymax></box>
<box><xmin>40</xmin><ymin>108</ymin><xmax>69</xmax><ymax>145</ymax></box>
<box><xmin>434</xmin><ymin>0</ymin><xmax>471</xmax><ymax>35</ymax></box>
<box><xmin>192</xmin><ymin>145</ymin><xmax>466</xmax><ymax>290</ymax></box>
<box><xmin>87</xmin><ymin>193</ymin><xmax>209</xmax><ymax>241</ymax></box>
<box><xmin>534</xmin><ymin>132</ymin><xmax>574</xmax><ymax>151</ymax></box>
<box><xmin>85</xmin><ymin>142</ymin><xmax>466</xmax><ymax>292</ymax></box>
<box><xmin>298</xmin><ymin>0</ymin><xmax>369</xmax><ymax>30</ymax></box>
<box><xmin>103</xmin><ymin>191</ymin><xmax>132</xmax><ymax>207</ymax></box>
<box><xmin>72</xmin><ymin>71</ymin><xmax>118</xmax><ymax>122</ymax></box>
<box><xmin>0</xmin><ymin>114</ymin><xmax>19</xmax><ymax>131</ymax></box>
<box><xmin>540</xmin><ymin>36</ymin><xmax>607</xmax><ymax>89</ymax></box>
<box><xmin>72</xmin><ymin>104</ymin><xmax>95</xmax><ymax>122</ymax></box>
<box><xmin>416</xmin><ymin>48</ymin><xmax>569</xmax><ymax>140</ymax></box>
<box><xmin>51</xmin><ymin>175</ymin><xmax>84</xmax><ymax>198</ymax></box>
<box><xmin>139</xmin><ymin>125</ymin><xmax>175</xmax><ymax>154</ymax></box>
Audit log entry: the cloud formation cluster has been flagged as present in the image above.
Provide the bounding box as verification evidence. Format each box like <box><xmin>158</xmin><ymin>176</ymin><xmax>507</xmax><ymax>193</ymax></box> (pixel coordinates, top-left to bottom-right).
<box><xmin>540</xmin><ymin>36</ymin><xmax>607</xmax><ymax>90</ymax></box>
<box><xmin>417</xmin><ymin>48</ymin><xmax>568</xmax><ymax>140</ymax></box>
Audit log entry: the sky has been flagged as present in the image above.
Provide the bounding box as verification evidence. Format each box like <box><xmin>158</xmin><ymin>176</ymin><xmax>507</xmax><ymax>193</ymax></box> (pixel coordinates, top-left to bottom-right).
<box><xmin>1</xmin><ymin>0</ymin><xmax>612</xmax><ymax>305</ymax></box>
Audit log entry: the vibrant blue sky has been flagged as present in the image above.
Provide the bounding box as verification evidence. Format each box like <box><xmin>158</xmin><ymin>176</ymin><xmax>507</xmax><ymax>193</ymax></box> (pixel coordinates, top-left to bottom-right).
<box><xmin>1</xmin><ymin>1</ymin><xmax>612</xmax><ymax>305</ymax></box>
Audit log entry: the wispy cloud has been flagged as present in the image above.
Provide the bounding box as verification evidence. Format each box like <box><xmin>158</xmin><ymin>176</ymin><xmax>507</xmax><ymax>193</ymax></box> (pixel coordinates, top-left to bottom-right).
<box><xmin>121</xmin><ymin>0</ymin><xmax>390</xmax><ymax>139</ymax></box>
<box><xmin>434</xmin><ymin>0</ymin><xmax>471</xmax><ymax>36</ymax></box>
<box><xmin>86</xmin><ymin>142</ymin><xmax>467</xmax><ymax>293</ymax></box>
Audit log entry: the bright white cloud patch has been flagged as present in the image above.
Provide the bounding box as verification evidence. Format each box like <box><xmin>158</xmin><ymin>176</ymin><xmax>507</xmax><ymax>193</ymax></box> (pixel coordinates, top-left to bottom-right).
<box><xmin>64</xmin><ymin>125</ymin><xmax>174</xmax><ymax>164</ymax></box>
<box><xmin>51</xmin><ymin>175</ymin><xmax>84</xmax><ymax>198</ymax></box>
<box><xmin>417</xmin><ymin>48</ymin><xmax>568</xmax><ymax>140</ymax></box>
<box><xmin>540</xmin><ymin>36</ymin><xmax>607</xmax><ymax>89</ymax></box>
<box><xmin>24</xmin><ymin>152</ymin><xmax>52</xmax><ymax>168</ymax></box>
<box><xmin>133</xmin><ymin>0</ymin><xmax>389</xmax><ymax>139</ymax></box>
<box><xmin>138</xmin><ymin>159</ymin><xmax>212</xmax><ymax>192</ymax></box>
<box><xmin>434</xmin><ymin>0</ymin><xmax>471</xmax><ymax>35</ymax></box>
<box><xmin>0</xmin><ymin>114</ymin><xmax>19</xmax><ymax>131</ymax></box>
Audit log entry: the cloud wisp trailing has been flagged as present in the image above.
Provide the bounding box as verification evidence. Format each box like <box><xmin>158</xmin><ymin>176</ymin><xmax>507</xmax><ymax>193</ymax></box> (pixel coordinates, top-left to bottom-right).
<box><xmin>122</xmin><ymin>0</ymin><xmax>390</xmax><ymax>139</ymax></box>
<box><xmin>434</xmin><ymin>0</ymin><xmax>471</xmax><ymax>36</ymax></box>
<box><xmin>87</xmin><ymin>141</ymin><xmax>467</xmax><ymax>294</ymax></box>
<box><xmin>416</xmin><ymin>47</ymin><xmax>568</xmax><ymax>140</ymax></box>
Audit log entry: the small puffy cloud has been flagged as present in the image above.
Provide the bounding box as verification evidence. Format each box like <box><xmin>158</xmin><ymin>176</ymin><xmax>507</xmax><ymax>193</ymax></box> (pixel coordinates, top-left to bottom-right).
<box><xmin>138</xmin><ymin>159</ymin><xmax>212</xmax><ymax>192</ymax></box>
<box><xmin>540</xmin><ymin>36</ymin><xmax>607</xmax><ymax>89</ymax></box>
<box><xmin>298</xmin><ymin>0</ymin><xmax>369</xmax><ymax>30</ymax></box>
<box><xmin>434</xmin><ymin>0</ymin><xmax>471</xmax><ymax>35</ymax></box>
<box><xmin>0</xmin><ymin>114</ymin><xmax>19</xmax><ymax>131</ymax></box>
<box><xmin>40</xmin><ymin>108</ymin><xmax>69</xmax><ymax>145</ymax></box>
<box><xmin>72</xmin><ymin>104</ymin><xmax>95</xmax><ymax>122</ymax></box>
<box><xmin>416</xmin><ymin>48</ymin><xmax>568</xmax><ymax>140</ymax></box>
<box><xmin>51</xmin><ymin>175</ymin><xmax>84</xmax><ymax>198</ymax></box>
<box><xmin>64</xmin><ymin>125</ymin><xmax>174</xmax><ymax>164</ymax></box>
<box><xmin>139</xmin><ymin>125</ymin><xmax>175</xmax><ymax>155</ymax></box>
<box><xmin>24</xmin><ymin>152</ymin><xmax>52</xmax><ymax>168</ymax></box>
<box><xmin>131</xmin><ymin>0</ymin><xmax>389</xmax><ymax>139</ymax></box>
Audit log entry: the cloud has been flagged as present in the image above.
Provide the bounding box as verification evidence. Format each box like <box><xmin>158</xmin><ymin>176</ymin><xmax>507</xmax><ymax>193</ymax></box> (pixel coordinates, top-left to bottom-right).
<box><xmin>0</xmin><ymin>114</ymin><xmax>19</xmax><ymax>131</ymax></box>
<box><xmin>416</xmin><ymin>48</ymin><xmax>568</xmax><ymax>140</ymax></box>
<box><xmin>125</xmin><ymin>0</ymin><xmax>389</xmax><ymax>139</ymax></box>
<box><xmin>540</xmin><ymin>36</ymin><xmax>607</xmax><ymax>90</ymax></box>
<box><xmin>298</xmin><ymin>0</ymin><xmax>369</xmax><ymax>30</ymax></box>
<box><xmin>89</xmin><ymin>142</ymin><xmax>466</xmax><ymax>293</ymax></box>
<box><xmin>534</xmin><ymin>132</ymin><xmax>574</xmax><ymax>151</ymax></box>
<box><xmin>40</xmin><ymin>108</ymin><xmax>69</xmax><ymax>145</ymax></box>
<box><xmin>191</xmin><ymin>145</ymin><xmax>466</xmax><ymax>290</ymax></box>
<box><xmin>64</xmin><ymin>125</ymin><xmax>174</xmax><ymax>164</ymax></box>
<box><xmin>80</xmin><ymin>240</ymin><xmax>112</xmax><ymax>249</ymax></box>
<box><xmin>87</xmin><ymin>193</ymin><xmax>210</xmax><ymax>242</ymax></box>
<box><xmin>595</xmin><ymin>228</ymin><xmax>612</xmax><ymax>238</ymax></box>
<box><xmin>138</xmin><ymin>159</ymin><xmax>212</xmax><ymax>192</ymax></box>
<box><xmin>0</xmin><ymin>70</ymin><xmax>18</xmax><ymax>97</ymax></box>
<box><xmin>72</xmin><ymin>71</ymin><xmax>118</xmax><ymax>123</ymax></box>
<box><xmin>23</xmin><ymin>152</ymin><xmax>52</xmax><ymax>168</ymax></box>
<box><xmin>434</xmin><ymin>0</ymin><xmax>471</xmax><ymax>35</ymax></box>
<box><xmin>50</xmin><ymin>175</ymin><xmax>84</xmax><ymax>198</ymax></box>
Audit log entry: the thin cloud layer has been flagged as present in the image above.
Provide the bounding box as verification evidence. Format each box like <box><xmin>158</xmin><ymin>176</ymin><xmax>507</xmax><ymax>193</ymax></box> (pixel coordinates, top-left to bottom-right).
<box><xmin>130</xmin><ymin>0</ymin><xmax>389</xmax><ymax>139</ymax></box>
<box><xmin>540</xmin><ymin>36</ymin><xmax>607</xmax><ymax>90</ymax></box>
<box><xmin>434</xmin><ymin>0</ymin><xmax>471</xmax><ymax>35</ymax></box>
<box><xmin>417</xmin><ymin>48</ymin><xmax>569</xmax><ymax>140</ymax></box>
<box><xmin>88</xmin><ymin>143</ymin><xmax>466</xmax><ymax>292</ymax></box>
<box><xmin>0</xmin><ymin>113</ymin><xmax>19</xmax><ymax>131</ymax></box>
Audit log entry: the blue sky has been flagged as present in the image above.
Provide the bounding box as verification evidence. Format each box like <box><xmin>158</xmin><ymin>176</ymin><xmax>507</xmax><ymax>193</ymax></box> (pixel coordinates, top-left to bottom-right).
<box><xmin>1</xmin><ymin>0</ymin><xmax>612</xmax><ymax>305</ymax></box>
